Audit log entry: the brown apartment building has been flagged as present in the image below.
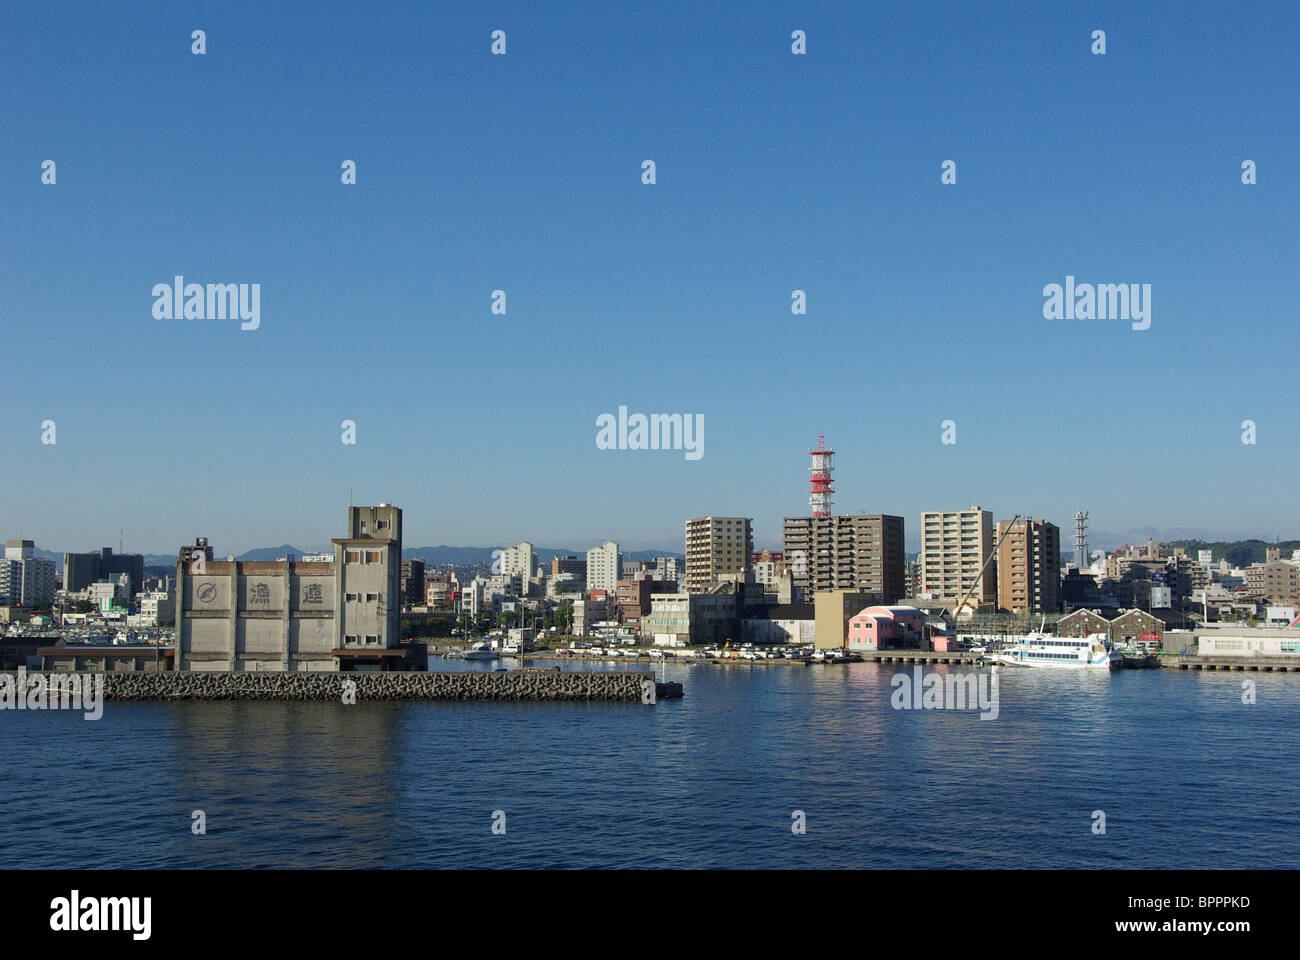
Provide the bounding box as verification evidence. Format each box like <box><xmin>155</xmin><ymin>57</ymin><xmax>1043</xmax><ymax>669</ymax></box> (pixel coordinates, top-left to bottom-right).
<box><xmin>782</xmin><ymin>514</ymin><xmax>906</xmax><ymax>604</ymax></box>
<box><xmin>684</xmin><ymin>517</ymin><xmax>753</xmax><ymax>593</ymax></box>
<box><xmin>1244</xmin><ymin>560</ymin><xmax>1300</xmax><ymax>603</ymax></box>
<box><xmin>995</xmin><ymin>518</ymin><xmax>1061</xmax><ymax>615</ymax></box>
<box><xmin>616</xmin><ymin>573</ymin><xmax>679</xmax><ymax>633</ymax></box>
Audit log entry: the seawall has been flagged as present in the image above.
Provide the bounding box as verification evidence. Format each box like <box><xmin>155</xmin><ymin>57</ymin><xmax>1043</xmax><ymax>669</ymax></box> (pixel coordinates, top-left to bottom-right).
<box><xmin>36</xmin><ymin>669</ymin><xmax>682</xmax><ymax>702</ymax></box>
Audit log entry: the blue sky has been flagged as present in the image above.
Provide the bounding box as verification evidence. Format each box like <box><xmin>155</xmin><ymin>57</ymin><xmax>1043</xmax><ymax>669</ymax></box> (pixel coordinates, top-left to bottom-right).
<box><xmin>1</xmin><ymin>1</ymin><xmax>1296</xmax><ymax>556</ymax></box>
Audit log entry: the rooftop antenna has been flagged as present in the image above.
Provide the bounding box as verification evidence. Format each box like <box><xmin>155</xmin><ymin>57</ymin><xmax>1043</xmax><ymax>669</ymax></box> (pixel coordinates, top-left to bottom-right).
<box><xmin>808</xmin><ymin>435</ymin><xmax>835</xmax><ymax>517</ymax></box>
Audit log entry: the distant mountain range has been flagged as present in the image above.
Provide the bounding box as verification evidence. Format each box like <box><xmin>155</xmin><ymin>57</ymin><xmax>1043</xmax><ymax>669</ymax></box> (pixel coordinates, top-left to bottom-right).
<box><xmin>27</xmin><ymin>536</ymin><xmax>1294</xmax><ymax>573</ymax></box>
<box><xmin>132</xmin><ymin>544</ymin><xmax>685</xmax><ymax>567</ymax></box>
<box><xmin>399</xmin><ymin>546</ymin><xmax>684</xmax><ymax>565</ymax></box>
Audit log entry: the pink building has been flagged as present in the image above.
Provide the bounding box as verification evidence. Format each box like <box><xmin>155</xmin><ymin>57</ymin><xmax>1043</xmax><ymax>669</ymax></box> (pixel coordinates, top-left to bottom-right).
<box><xmin>929</xmin><ymin>632</ymin><xmax>958</xmax><ymax>652</ymax></box>
<box><xmin>847</xmin><ymin>605</ymin><xmax>926</xmax><ymax>650</ymax></box>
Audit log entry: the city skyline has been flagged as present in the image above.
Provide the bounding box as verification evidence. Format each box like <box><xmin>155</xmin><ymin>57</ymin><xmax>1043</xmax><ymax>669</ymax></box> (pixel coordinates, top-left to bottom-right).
<box><xmin>4</xmin><ymin>511</ymin><xmax>1297</xmax><ymax>563</ymax></box>
<box><xmin>3</xmin><ymin>1</ymin><xmax>1297</xmax><ymax>556</ymax></box>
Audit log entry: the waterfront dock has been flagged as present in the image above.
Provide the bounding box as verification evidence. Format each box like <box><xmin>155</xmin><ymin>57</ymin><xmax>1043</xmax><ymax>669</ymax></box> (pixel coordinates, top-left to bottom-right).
<box><xmin>853</xmin><ymin>650</ymin><xmax>981</xmax><ymax>666</ymax></box>
<box><xmin>524</xmin><ymin>649</ymin><xmax>983</xmax><ymax>667</ymax></box>
<box><xmin>1156</xmin><ymin>655</ymin><xmax>1300</xmax><ymax>672</ymax></box>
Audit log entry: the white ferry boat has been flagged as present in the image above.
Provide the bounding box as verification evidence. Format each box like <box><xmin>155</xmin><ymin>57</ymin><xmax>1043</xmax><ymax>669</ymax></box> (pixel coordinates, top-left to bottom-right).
<box><xmin>993</xmin><ymin>632</ymin><xmax>1116</xmax><ymax>668</ymax></box>
<box><xmin>462</xmin><ymin>641</ymin><xmax>499</xmax><ymax>660</ymax></box>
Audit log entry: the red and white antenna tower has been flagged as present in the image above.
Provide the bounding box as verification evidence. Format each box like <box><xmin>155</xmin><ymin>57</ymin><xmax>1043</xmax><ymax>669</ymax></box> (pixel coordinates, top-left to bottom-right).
<box><xmin>808</xmin><ymin>435</ymin><xmax>835</xmax><ymax>517</ymax></box>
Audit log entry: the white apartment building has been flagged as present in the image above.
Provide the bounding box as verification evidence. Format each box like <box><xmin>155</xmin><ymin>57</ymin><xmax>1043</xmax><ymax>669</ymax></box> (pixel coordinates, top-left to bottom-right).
<box><xmin>586</xmin><ymin>540</ymin><xmax>621</xmax><ymax>593</ymax></box>
<box><xmin>500</xmin><ymin>541</ymin><xmax>537</xmax><ymax>581</ymax></box>
<box><xmin>573</xmin><ymin>595</ymin><xmax>612</xmax><ymax>636</ymax></box>
<box><xmin>646</xmin><ymin>592</ymin><xmax>691</xmax><ymax>645</ymax></box>
<box><xmin>647</xmin><ymin>556</ymin><xmax>682</xmax><ymax>582</ymax></box>
<box><xmin>460</xmin><ymin>577</ymin><xmax>489</xmax><ymax>615</ymax></box>
<box><xmin>753</xmin><ymin>560</ymin><xmax>778</xmax><ymax>586</ymax></box>
<box><xmin>138</xmin><ymin>590</ymin><xmax>176</xmax><ymax>626</ymax></box>
<box><xmin>0</xmin><ymin>540</ymin><xmax>58</xmax><ymax>606</ymax></box>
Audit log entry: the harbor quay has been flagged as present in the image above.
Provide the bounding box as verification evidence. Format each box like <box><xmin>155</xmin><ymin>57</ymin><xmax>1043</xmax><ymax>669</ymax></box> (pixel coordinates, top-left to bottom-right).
<box><xmin>0</xmin><ymin>669</ymin><xmax>683</xmax><ymax>703</ymax></box>
<box><xmin>524</xmin><ymin>648</ymin><xmax>982</xmax><ymax>667</ymax></box>
<box><xmin>519</xmin><ymin>645</ymin><xmax>1300</xmax><ymax>673</ymax></box>
<box><xmin>1157</xmin><ymin>654</ymin><xmax>1300</xmax><ymax>672</ymax></box>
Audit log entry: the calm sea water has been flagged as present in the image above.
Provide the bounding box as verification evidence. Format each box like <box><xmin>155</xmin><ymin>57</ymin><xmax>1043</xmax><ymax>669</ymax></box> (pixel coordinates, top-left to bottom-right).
<box><xmin>2</xmin><ymin>658</ymin><xmax>1296</xmax><ymax>869</ymax></box>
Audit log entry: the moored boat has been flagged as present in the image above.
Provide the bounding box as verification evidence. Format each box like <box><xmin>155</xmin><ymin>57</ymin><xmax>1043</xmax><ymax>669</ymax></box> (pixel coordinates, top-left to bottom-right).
<box><xmin>992</xmin><ymin>632</ymin><xmax>1116</xmax><ymax>668</ymax></box>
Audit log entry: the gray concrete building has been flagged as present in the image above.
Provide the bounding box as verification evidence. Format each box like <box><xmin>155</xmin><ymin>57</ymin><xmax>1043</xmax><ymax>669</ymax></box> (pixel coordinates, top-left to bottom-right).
<box><xmin>174</xmin><ymin>504</ymin><xmax>413</xmax><ymax>672</ymax></box>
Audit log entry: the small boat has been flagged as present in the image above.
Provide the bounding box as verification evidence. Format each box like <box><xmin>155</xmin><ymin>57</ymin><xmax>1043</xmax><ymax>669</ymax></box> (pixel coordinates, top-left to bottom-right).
<box><xmin>462</xmin><ymin>642</ymin><xmax>499</xmax><ymax>660</ymax></box>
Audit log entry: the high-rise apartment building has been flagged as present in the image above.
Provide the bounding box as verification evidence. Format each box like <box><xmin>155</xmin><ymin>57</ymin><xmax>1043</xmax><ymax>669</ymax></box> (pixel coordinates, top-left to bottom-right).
<box><xmin>781</xmin><ymin>515</ymin><xmax>905</xmax><ymax>604</ymax></box>
<box><xmin>995</xmin><ymin>518</ymin><xmax>1061</xmax><ymax>615</ymax></box>
<box><xmin>586</xmin><ymin>540</ymin><xmax>621</xmax><ymax>594</ymax></box>
<box><xmin>0</xmin><ymin>540</ymin><xmax>57</xmax><ymax>606</ymax></box>
<box><xmin>920</xmin><ymin>507</ymin><xmax>997</xmax><ymax>610</ymax></box>
<box><xmin>684</xmin><ymin>517</ymin><xmax>753</xmax><ymax>593</ymax></box>
<box><xmin>500</xmin><ymin>541</ymin><xmax>536</xmax><ymax>581</ymax></box>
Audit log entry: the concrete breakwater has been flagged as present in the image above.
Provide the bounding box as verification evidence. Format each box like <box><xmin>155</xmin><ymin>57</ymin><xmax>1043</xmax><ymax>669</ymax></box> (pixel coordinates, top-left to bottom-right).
<box><xmin>61</xmin><ymin>669</ymin><xmax>682</xmax><ymax>703</ymax></box>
